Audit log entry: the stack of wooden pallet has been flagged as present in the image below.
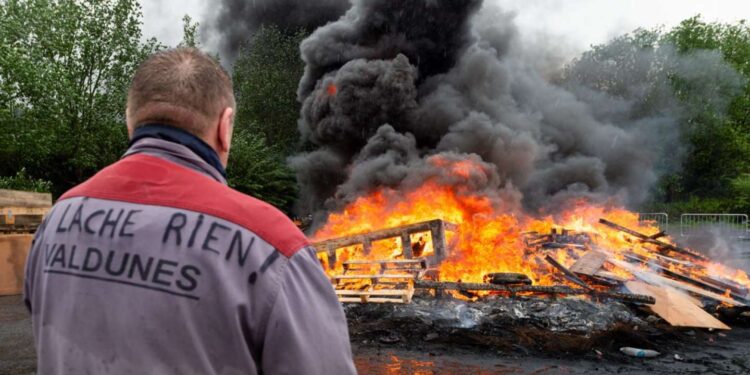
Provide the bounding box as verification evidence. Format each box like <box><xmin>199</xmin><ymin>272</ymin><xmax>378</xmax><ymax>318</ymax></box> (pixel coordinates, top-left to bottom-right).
<box><xmin>331</xmin><ymin>259</ymin><xmax>428</xmax><ymax>304</ymax></box>
<box><xmin>0</xmin><ymin>189</ymin><xmax>52</xmax><ymax>296</ymax></box>
<box><xmin>0</xmin><ymin>189</ymin><xmax>51</xmax><ymax>234</ymax></box>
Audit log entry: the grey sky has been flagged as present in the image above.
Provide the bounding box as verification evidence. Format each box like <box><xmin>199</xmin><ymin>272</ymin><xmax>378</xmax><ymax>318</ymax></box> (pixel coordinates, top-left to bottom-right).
<box><xmin>141</xmin><ymin>0</ymin><xmax>750</xmax><ymax>59</ymax></box>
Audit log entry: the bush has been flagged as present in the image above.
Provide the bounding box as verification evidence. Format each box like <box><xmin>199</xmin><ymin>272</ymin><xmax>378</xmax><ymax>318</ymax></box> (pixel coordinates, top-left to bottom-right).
<box><xmin>0</xmin><ymin>168</ymin><xmax>52</xmax><ymax>193</ymax></box>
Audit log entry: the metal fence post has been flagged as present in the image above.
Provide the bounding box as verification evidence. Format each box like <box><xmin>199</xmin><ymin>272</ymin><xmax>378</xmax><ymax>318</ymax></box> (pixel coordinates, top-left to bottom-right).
<box><xmin>637</xmin><ymin>213</ymin><xmax>669</xmax><ymax>233</ymax></box>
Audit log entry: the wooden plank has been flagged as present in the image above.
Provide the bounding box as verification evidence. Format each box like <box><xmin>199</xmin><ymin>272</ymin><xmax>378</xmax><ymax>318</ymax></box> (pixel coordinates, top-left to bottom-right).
<box><xmin>339</xmin><ymin>297</ymin><xmax>408</xmax><ymax>304</ymax></box>
<box><xmin>598</xmin><ymin>219</ymin><xmax>707</xmax><ymax>261</ymax></box>
<box><xmin>606</xmin><ymin>257</ymin><xmax>744</xmax><ymax>306</ymax></box>
<box><xmin>648</xmin><ymin>231</ymin><xmax>667</xmax><ymax>240</ymax></box>
<box><xmin>483</xmin><ymin>273</ymin><xmax>532</xmax><ymax>285</ymax></box>
<box><xmin>0</xmin><ymin>234</ymin><xmax>32</xmax><ymax>296</ymax></box>
<box><xmin>622</xmin><ymin>253</ymin><xmax>749</xmax><ymax>303</ymax></box>
<box><xmin>594</xmin><ymin>271</ymin><xmax>627</xmax><ymax>283</ymax></box>
<box><xmin>335</xmin><ymin>284</ymin><xmax>414</xmax><ymax>304</ymax></box>
<box><xmin>570</xmin><ymin>251</ymin><xmax>607</xmax><ymax>276</ymax></box>
<box><xmin>0</xmin><ymin>189</ymin><xmax>52</xmax><ymax>208</ymax></box>
<box><xmin>312</xmin><ymin>219</ymin><xmax>452</xmax><ymax>251</ymax></box>
<box><xmin>414</xmin><ymin>280</ymin><xmax>654</xmax><ymax>304</ymax></box>
<box><xmin>344</xmin><ymin>259</ymin><xmax>425</xmax><ymax>266</ymax></box>
<box><xmin>626</xmin><ymin>281</ymin><xmax>730</xmax><ymax>330</ymax></box>
<box><xmin>332</xmin><ymin>274</ymin><xmax>416</xmax><ymax>280</ymax></box>
<box><xmin>544</xmin><ymin>255</ymin><xmax>591</xmax><ymax>290</ymax></box>
<box><xmin>335</xmin><ymin>290</ymin><xmax>411</xmax><ymax>296</ymax></box>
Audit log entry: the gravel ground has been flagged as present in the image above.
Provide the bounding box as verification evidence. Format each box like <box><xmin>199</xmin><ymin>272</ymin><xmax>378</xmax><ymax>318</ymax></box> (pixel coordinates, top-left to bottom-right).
<box><xmin>0</xmin><ymin>296</ymin><xmax>35</xmax><ymax>375</ymax></box>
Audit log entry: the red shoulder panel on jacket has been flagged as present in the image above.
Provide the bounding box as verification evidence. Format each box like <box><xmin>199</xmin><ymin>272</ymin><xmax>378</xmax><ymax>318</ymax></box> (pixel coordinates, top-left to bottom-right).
<box><xmin>60</xmin><ymin>154</ymin><xmax>308</xmax><ymax>258</ymax></box>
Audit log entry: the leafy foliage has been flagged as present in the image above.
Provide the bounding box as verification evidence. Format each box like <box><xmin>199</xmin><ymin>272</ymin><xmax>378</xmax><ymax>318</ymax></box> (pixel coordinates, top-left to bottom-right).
<box><xmin>227</xmin><ymin>128</ymin><xmax>297</xmax><ymax>211</ymax></box>
<box><xmin>664</xmin><ymin>17</ymin><xmax>750</xmax><ymax>207</ymax></box>
<box><xmin>226</xmin><ymin>25</ymin><xmax>311</xmax><ymax>212</ymax></box>
<box><xmin>0</xmin><ymin>168</ymin><xmax>52</xmax><ymax>193</ymax></box>
<box><xmin>178</xmin><ymin>15</ymin><xmax>200</xmax><ymax>48</ymax></box>
<box><xmin>0</xmin><ymin>0</ymin><xmax>162</xmax><ymax>196</ymax></box>
<box><xmin>232</xmin><ymin>25</ymin><xmax>308</xmax><ymax>155</ymax></box>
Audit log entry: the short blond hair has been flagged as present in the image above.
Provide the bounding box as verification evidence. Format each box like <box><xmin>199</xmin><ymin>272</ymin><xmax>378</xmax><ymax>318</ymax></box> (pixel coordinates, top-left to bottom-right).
<box><xmin>127</xmin><ymin>48</ymin><xmax>236</xmax><ymax>136</ymax></box>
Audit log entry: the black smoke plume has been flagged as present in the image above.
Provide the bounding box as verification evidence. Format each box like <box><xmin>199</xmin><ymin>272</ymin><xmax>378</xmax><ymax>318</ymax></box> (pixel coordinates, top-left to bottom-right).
<box><xmin>290</xmin><ymin>0</ymin><xmax>744</xmax><ymax>220</ymax></box>
<box><xmin>203</xmin><ymin>0</ymin><xmax>350</xmax><ymax>65</ymax></box>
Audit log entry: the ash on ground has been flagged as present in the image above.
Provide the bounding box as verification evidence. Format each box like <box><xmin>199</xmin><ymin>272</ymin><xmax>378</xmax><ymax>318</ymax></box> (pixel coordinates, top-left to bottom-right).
<box><xmin>347</xmin><ymin>294</ymin><xmax>692</xmax><ymax>353</ymax></box>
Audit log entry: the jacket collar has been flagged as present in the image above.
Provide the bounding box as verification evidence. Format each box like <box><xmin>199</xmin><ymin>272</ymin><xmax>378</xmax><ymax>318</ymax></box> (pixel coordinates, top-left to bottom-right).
<box><xmin>124</xmin><ymin>124</ymin><xmax>228</xmax><ymax>184</ymax></box>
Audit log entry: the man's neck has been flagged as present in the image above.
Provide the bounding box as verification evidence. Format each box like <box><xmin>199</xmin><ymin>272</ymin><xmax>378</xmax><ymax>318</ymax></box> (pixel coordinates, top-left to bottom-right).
<box><xmin>129</xmin><ymin>123</ymin><xmax>227</xmax><ymax>179</ymax></box>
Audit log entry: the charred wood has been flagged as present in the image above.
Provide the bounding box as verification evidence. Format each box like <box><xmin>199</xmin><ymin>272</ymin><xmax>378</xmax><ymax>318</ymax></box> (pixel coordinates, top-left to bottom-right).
<box><xmin>544</xmin><ymin>255</ymin><xmax>591</xmax><ymax>290</ymax></box>
<box><xmin>413</xmin><ymin>280</ymin><xmax>655</xmax><ymax>305</ymax></box>
<box><xmin>598</xmin><ymin>219</ymin><xmax>707</xmax><ymax>261</ymax></box>
<box><xmin>483</xmin><ymin>273</ymin><xmax>532</xmax><ymax>285</ymax></box>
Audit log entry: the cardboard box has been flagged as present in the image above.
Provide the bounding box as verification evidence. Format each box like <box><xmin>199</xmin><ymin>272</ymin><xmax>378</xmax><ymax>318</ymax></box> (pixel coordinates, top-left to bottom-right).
<box><xmin>0</xmin><ymin>234</ymin><xmax>33</xmax><ymax>296</ymax></box>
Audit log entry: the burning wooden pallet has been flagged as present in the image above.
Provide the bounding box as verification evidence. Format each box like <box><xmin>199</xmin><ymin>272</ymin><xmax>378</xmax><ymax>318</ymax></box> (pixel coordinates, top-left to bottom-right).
<box><xmin>312</xmin><ymin>215</ymin><xmax>750</xmax><ymax>330</ymax></box>
<box><xmin>531</xmin><ymin>220</ymin><xmax>749</xmax><ymax>329</ymax></box>
<box><xmin>313</xmin><ymin>219</ymin><xmax>458</xmax><ymax>268</ymax></box>
<box><xmin>330</xmin><ymin>259</ymin><xmax>428</xmax><ymax>304</ymax></box>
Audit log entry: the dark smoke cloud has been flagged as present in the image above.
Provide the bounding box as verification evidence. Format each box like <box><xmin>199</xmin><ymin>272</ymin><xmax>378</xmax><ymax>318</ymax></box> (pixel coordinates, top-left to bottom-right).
<box><xmin>300</xmin><ymin>54</ymin><xmax>419</xmax><ymax>155</ymax></box>
<box><xmin>291</xmin><ymin>0</ymin><xmax>744</xmax><ymax>219</ymax></box>
<box><xmin>297</xmin><ymin>0</ymin><xmax>483</xmax><ymax>98</ymax></box>
<box><xmin>203</xmin><ymin>0</ymin><xmax>350</xmax><ymax>65</ymax></box>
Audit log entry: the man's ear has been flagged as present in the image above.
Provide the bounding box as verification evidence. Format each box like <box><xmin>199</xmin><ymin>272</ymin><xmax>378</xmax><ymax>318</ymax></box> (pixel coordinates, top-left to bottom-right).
<box><xmin>125</xmin><ymin>106</ymin><xmax>134</xmax><ymax>138</ymax></box>
<box><xmin>218</xmin><ymin>107</ymin><xmax>234</xmax><ymax>153</ymax></box>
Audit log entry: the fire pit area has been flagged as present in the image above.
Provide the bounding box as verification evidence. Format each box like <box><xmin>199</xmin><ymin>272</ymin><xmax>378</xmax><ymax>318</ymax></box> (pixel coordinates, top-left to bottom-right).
<box><xmin>312</xmin><ymin>216</ymin><xmax>750</xmax><ymax>353</ymax></box>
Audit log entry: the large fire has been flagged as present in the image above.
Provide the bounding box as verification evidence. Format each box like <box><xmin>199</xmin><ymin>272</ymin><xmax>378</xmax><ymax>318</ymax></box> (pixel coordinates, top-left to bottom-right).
<box><xmin>313</xmin><ymin>157</ymin><xmax>750</xmax><ymax>292</ymax></box>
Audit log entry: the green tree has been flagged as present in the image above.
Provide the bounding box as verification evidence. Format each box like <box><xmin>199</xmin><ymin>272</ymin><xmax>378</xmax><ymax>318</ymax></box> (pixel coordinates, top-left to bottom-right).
<box><xmin>664</xmin><ymin>16</ymin><xmax>750</xmax><ymax>203</ymax></box>
<box><xmin>227</xmin><ymin>128</ymin><xmax>298</xmax><ymax>211</ymax></box>
<box><xmin>232</xmin><ymin>25</ymin><xmax>309</xmax><ymax>155</ymax></box>
<box><xmin>178</xmin><ymin>14</ymin><xmax>200</xmax><ymax>48</ymax></box>
<box><xmin>0</xmin><ymin>0</ymin><xmax>162</xmax><ymax>196</ymax></box>
<box><xmin>224</xmin><ymin>25</ymin><xmax>311</xmax><ymax>213</ymax></box>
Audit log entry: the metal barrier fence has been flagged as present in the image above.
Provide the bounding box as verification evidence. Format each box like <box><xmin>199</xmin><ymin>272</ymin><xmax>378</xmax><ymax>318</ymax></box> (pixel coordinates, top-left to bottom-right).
<box><xmin>637</xmin><ymin>213</ymin><xmax>669</xmax><ymax>233</ymax></box>
<box><xmin>679</xmin><ymin>214</ymin><xmax>749</xmax><ymax>238</ymax></box>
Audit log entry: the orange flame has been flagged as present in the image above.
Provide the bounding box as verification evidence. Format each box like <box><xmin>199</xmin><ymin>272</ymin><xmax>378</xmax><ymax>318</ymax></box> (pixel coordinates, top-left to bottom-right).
<box><xmin>313</xmin><ymin>157</ymin><xmax>750</xmax><ymax>291</ymax></box>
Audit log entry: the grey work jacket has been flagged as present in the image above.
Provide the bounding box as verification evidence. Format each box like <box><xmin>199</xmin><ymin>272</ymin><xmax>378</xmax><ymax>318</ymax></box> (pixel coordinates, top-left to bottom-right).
<box><xmin>24</xmin><ymin>138</ymin><xmax>356</xmax><ymax>375</ymax></box>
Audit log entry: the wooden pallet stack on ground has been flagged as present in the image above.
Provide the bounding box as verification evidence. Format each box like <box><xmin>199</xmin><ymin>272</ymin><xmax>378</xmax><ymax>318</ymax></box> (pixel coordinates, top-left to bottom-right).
<box><xmin>0</xmin><ymin>189</ymin><xmax>52</xmax><ymax>233</ymax></box>
<box><xmin>331</xmin><ymin>259</ymin><xmax>427</xmax><ymax>304</ymax></box>
<box><xmin>0</xmin><ymin>234</ymin><xmax>33</xmax><ymax>296</ymax></box>
<box><xmin>0</xmin><ymin>189</ymin><xmax>52</xmax><ymax>296</ymax></box>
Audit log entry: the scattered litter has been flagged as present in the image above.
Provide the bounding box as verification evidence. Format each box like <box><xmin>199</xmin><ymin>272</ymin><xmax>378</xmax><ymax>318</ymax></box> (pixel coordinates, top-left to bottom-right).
<box><xmin>620</xmin><ymin>347</ymin><xmax>660</xmax><ymax>358</ymax></box>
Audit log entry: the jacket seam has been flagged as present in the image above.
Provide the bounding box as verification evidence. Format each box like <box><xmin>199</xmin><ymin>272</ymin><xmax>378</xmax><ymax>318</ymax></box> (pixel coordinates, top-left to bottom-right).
<box><xmin>256</xmin><ymin>253</ymin><xmax>293</xmax><ymax>345</ymax></box>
